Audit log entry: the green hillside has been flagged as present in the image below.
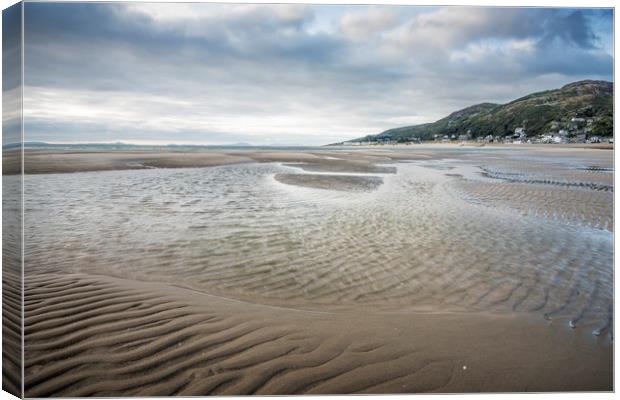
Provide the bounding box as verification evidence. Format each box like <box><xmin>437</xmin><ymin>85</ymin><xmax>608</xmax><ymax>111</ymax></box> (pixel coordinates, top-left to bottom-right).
<box><xmin>352</xmin><ymin>80</ymin><xmax>613</xmax><ymax>142</ymax></box>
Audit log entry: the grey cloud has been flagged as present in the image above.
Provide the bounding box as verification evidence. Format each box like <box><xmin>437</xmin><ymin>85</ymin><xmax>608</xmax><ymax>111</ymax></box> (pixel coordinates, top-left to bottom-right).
<box><xmin>3</xmin><ymin>3</ymin><xmax>22</xmax><ymax>92</ymax></box>
<box><xmin>3</xmin><ymin>3</ymin><xmax>22</xmax><ymax>145</ymax></box>
<box><xmin>20</xmin><ymin>4</ymin><xmax>613</xmax><ymax>145</ymax></box>
<box><xmin>540</xmin><ymin>10</ymin><xmax>598</xmax><ymax>49</ymax></box>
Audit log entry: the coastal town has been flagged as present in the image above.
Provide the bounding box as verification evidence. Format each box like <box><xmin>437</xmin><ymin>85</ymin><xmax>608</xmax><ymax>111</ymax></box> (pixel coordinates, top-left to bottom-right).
<box><xmin>341</xmin><ymin>116</ymin><xmax>613</xmax><ymax>146</ymax></box>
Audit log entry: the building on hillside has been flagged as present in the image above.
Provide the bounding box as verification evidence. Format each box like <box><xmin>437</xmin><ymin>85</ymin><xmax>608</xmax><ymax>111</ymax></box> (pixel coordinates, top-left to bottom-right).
<box><xmin>553</xmin><ymin>135</ymin><xmax>567</xmax><ymax>144</ymax></box>
<box><xmin>570</xmin><ymin>117</ymin><xmax>586</xmax><ymax>131</ymax></box>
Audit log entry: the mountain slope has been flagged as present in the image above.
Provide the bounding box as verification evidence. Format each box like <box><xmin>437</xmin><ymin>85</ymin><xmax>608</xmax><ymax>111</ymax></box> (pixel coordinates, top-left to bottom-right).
<box><xmin>352</xmin><ymin>80</ymin><xmax>613</xmax><ymax>142</ymax></box>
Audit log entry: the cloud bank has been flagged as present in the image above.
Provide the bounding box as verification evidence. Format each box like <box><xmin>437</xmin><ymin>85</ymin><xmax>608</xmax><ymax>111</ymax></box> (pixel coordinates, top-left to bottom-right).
<box><xmin>21</xmin><ymin>4</ymin><xmax>613</xmax><ymax>145</ymax></box>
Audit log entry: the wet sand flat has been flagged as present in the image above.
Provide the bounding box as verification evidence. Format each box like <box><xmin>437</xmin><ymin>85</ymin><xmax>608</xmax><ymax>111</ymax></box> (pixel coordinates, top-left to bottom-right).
<box><xmin>18</xmin><ymin>148</ymin><xmax>428</xmax><ymax>175</ymax></box>
<box><xmin>18</xmin><ymin>150</ymin><xmax>254</xmax><ymax>175</ymax></box>
<box><xmin>18</xmin><ymin>145</ymin><xmax>613</xmax><ymax>395</ymax></box>
<box><xmin>274</xmin><ymin>173</ymin><xmax>383</xmax><ymax>192</ymax></box>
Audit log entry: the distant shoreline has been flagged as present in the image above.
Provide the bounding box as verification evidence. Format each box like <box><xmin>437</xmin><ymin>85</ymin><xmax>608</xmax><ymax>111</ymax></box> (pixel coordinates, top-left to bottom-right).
<box><xmin>2</xmin><ymin>141</ymin><xmax>613</xmax><ymax>151</ymax></box>
<box><xmin>329</xmin><ymin>142</ymin><xmax>614</xmax><ymax>150</ymax></box>
<box><xmin>2</xmin><ymin>144</ymin><xmax>612</xmax><ymax>175</ymax></box>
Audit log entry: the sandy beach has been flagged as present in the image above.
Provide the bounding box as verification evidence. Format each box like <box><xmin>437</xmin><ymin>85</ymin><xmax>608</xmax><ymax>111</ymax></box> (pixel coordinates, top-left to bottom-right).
<box><xmin>8</xmin><ymin>144</ymin><xmax>613</xmax><ymax>395</ymax></box>
<box><xmin>23</xmin><ymin>273</ymin><xmax>610</xmax><ymax>396</ymax></box>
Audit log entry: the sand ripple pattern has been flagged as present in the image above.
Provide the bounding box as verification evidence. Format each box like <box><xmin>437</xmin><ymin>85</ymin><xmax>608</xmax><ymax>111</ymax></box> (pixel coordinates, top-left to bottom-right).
<box><xmin>452</xmin><ymin>179</ymin><xmax>613</xmax><ymax>232</ymax></box>
<box><xmin>479</xmin><ymin>166</ymin><xmax>613</xmax><ymax>192</ymax></box>
<box><xmin>23</xmin><ymin>153</ymin><xmax>613</xmax><ymax>336</ymax></box>
<box><xmin>3</xmin><ymin>175</ymin><xmax>23</xmax><ymax>397</ymax></box>
<box><xmin>24</xmin><ymin>274</ymin><xmax>457</xmax><ymax>397</ymax></box>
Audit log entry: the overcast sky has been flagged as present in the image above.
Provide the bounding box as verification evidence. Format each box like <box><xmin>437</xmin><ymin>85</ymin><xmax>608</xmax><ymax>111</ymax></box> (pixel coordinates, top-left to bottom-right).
<box><xmin>21</xmin><ymin>3</ymin><xmax>613</xmax><ymax>146</ymax></box>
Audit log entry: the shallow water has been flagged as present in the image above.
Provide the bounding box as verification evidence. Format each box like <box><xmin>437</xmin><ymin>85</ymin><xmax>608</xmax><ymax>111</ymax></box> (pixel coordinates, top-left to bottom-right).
<box><xmin>23</xmin><ymin>151</ymin><xmax>613</xmax><ymax>336</ymax></box>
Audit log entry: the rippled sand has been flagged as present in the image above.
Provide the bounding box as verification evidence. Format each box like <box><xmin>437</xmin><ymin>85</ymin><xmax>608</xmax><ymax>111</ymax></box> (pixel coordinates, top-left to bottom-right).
<box><xmin>23</xmin><ymin>274</ymin><xmax>611</xmax><ymax>396</ymax></box>
<box><xmin>2</xmin><ymin>173</ymin><xmax>22</xmax><ymax>396</ymax></box>
<box><xmin>18</xmin><ymin>145</ymin><xmax>613</xmax><ymax>395</ymax></box>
